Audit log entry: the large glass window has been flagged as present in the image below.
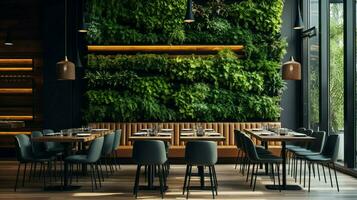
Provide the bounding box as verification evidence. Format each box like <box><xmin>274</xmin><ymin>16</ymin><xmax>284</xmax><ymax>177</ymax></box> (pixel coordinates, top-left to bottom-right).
<box><xmin>329</xmin><ymin>1</ymin><xmax>344</xmax><ymax>163</ymax></box>
<box><xmin>308</xmin><ymin>0</ymin><xmax>320</xmax><ymax>130</ymax></box>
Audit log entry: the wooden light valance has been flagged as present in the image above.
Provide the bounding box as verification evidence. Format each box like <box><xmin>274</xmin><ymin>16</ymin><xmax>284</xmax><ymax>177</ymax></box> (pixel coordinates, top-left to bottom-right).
<box><xmin>87</xmin><ymin>45</ymin><xmax>244</xmax><ymax>53</ymax></box>
<box><xmin>0</xmin><ymin>115</ymin><xmax>33</xmax><ymax>120</ymax></box>
<box><xmin>0</xmin><ymin>58</ymin><xmax>33</xmax><ymax>66</ymax></box>
<box><xmin>0</xmin><ymin>88</ymin><xmax>33</xmax><ymax>94</ymax></box>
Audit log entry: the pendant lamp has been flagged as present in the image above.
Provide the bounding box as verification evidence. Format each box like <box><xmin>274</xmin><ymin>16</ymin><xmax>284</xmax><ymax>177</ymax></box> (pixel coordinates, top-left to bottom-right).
<box><xmin>57</xmin><ymin>0</ymin><xmax>75</xmax><ymax>80</ymax></box>
<box><xmin>294</xmin><ymin>0</ymin><xmax>304</xmax><ymax>30</ymax></box>
<box><xmin>282</xmin><ymin>57</ymin><xmax>301</xmax><ymax>80</ymax></box>
<box><xmin>184</xmin><ymin>0</ymin><xmax>194</xmax><ymax>23</ymax></box>
<box><xmin>4</xmin><ymin>30</ymin><xmax>14</xmax><ymax>46</ymax></box>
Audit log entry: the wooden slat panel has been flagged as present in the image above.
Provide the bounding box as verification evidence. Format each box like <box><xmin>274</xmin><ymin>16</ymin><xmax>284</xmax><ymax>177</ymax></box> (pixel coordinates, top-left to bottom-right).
<box><xmin>88</xmin><ymin>122</ymin><xmax>281</xmax><ymax>157</ymax></box>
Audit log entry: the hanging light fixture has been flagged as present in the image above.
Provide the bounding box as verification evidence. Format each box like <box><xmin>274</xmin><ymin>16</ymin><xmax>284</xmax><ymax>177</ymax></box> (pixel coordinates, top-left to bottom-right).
<box><xmin>184</xmin><ymin>0</ymin><xmax>194</xmax><ymax>23</ymax></box>
<box><xmin>282</xmin><ymin>57</ymin><xmax>301</xmax><ymax>80</ymax></box>
<box><xmin>4</xmin><ymin>30</ymin><xmax>14</xmax><ymax>46</ymax></box>
<box><xmin>78</xmin><ymin>0</ymin><xmax>88</xmax><ymax>33</ymax></box>
<box><xmin>57</xmin><ymin>0</ymin><xmax>75</xmax><ymax>80</ymax></box>
<box><xmin>294</xmin><ymin>0</ymin><xmax>304</xmax><ymax>30</ymax></box>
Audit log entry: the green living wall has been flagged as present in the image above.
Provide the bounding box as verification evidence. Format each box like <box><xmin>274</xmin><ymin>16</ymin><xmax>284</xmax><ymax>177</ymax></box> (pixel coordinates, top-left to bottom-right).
<box><xmin>84</xmin><ymin>0</ymin><xmax>286</xmax><ymax>122</ymax></box>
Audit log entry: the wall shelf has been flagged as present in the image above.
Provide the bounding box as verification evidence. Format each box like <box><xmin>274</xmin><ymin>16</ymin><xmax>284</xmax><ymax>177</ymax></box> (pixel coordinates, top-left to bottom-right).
<box><xmin>87</xmin><ymin>45</ymin><xmax>244</xmax><ymax>53</ymax></box>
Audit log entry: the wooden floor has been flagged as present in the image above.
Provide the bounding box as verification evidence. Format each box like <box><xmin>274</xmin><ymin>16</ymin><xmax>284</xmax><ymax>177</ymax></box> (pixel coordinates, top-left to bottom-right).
<box><xmin>0</xmin><ymin>161</ymin><xmax>357</xmax><ymax>199</ymax></box>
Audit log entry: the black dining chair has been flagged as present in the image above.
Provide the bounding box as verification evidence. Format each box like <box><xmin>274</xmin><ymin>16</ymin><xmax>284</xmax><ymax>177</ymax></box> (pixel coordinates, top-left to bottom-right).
<box><xmin>65</xmin><ymin>136</ymin><xmax>104</xmax><ymax>191</ymax></box>
<box><xmin>241</xmin><ymin>133</ymin><xmax>282</xmax><ymax>191</ymax></box>
<box><xmin>183</xmin><ymin>141</ymin><xmax>218</xmax><ymax>199</ymax></box>
<box><xmin>14</xmin><ymin>134</ymin><xmax>55</xmax><ymax>191</ymax></box>
<box><xmin>305</xmin><ymin>134</ymin><xmax>340</xmax><ymax>192</ymax></box>
<box><xmin>132</xmin><ymin>140</ymin><xmax>167</xmax><ymax>199</ymax></box>
<box><xmin>111</xmin><ymin>129</ymin><xmax>122</xmax><ymax>171</ymax></box>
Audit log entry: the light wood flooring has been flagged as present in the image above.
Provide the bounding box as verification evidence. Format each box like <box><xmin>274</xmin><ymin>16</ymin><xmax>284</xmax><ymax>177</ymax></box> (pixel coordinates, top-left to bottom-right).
<box><xmin>0</xmin><ymin>161</ymin><xmax>356</xmax><ymax>199</ymax></box>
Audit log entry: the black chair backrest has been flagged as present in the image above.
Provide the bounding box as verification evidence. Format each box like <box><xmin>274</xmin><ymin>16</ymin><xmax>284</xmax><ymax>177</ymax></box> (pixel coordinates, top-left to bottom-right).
<box><xmin>14</xmin><ymin>134</ymin><xmax>33</xmax><ymax>162</ymax></box>
<box><xmin>321</xmin><ymin>134</ymin><xmax>340</xmax><ymax>162</ymax></box>
<box><xmin>132</xmin><ymin>140</ymin><xmax>167</xmax><ymax>165</ymax></box>
<box><xmin>102</xmin><ymin>132</ymin><xmax>115</xmax><ymax>155</ymax></box>
<box><xmin>185</xmin><ymin>141</ymin><xmax>218</xmax><ymax>165</ymax></box>
<box><xmin>31</xmin><ymin>131</ymin><xmax>46</xmax><ymax>155</ymax></box>
<box><xmin>241</xmin><ymin>134</ymin><xmax>259</xmax><ymax>161</ymax></box>
<box><xmin>87</xmin><ymin>137</ymin><xmax>104</xmax><ymax>163</ymax></box>
<box><xmin>309</xmin><ymin>131</ymin><xmax>326</xmax><ymax>153</ymax></box>
<box><xmin>112</xmin><ymin>129</ymin><xmax>122</xmax><ymax>151</ymax></box>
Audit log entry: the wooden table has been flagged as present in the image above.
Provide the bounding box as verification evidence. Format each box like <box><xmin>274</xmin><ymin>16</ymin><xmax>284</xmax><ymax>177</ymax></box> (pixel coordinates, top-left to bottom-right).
<box><xmin>180</xmin><ymin>132</ymin><xmax>225</xmax><ymax>189</ymax></box>
<box><xmin>31</xmin><ymin>130</ymin><xmax>112</xmax><ymax>191</ymax></box>
<box><xmin>129</xmin><ymin>132</ymin><xmax>173</xmax><ymax>191</ymax></box>
<box><xmin>244</xmin><ymin>129</ymin><xmax>315</xmax><ymax>191</ymax></box>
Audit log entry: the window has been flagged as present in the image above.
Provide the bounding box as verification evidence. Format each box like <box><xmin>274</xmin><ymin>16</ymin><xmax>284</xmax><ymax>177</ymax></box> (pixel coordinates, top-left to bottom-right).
<box><xmin>308</xmin><ymin>0</ymin><xmax>320</xmax><ymax>130</ymax></box>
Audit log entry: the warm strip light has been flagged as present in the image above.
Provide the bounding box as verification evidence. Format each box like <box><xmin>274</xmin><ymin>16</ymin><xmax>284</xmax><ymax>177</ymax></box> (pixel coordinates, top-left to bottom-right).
<box><xmin>87</xmin><ymin>45</ymin><xmax>244</xmax><ymax>52</ymax></box>
<box><xmin>0</xmin><ymin>88</ymin><xmax>33</xmax><ymax>94</ymax></box>
<box><xmin>0</xmin><ymin>59</ymin><xmax>33</xmax><ymax>65</ymax></box>
<box><xmin>0</xmin><ymin>67</ymin><xmax>33</xmax><ymax>71</ymax></box>
<box><xmin>0</xmin><ymin>116</ymin><xmax>33</xmax><ymax>120</ymax></box>
<box><xmin>0</xmin><ymin>131</ymin><xmax>31</xmax><ymax>135</ymax></box>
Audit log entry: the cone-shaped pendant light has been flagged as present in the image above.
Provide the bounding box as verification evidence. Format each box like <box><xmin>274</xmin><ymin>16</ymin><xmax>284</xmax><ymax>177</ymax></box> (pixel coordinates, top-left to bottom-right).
<box><xmin>184</xmin><ymin>0</ymin><xmax>194</xmax><ymax>23</ymax></box>
<box><xmin>294</xmin><ymin>0</ymin><xmax>304</xmax><ymax>30</ymax></box>
<box><xmin>4</xmin><ymin>30</ymin><xmax>14</xmax><ymax>46</ymax></box>
<box><xmin>57</xmin><ymin>0</ymin><xmax>75</xmax><ymax>80</ymax></box>
<box><xmin>282</xmin><ymin>57</ymin><xmax>301</xmax><ymax>80</ymax></box>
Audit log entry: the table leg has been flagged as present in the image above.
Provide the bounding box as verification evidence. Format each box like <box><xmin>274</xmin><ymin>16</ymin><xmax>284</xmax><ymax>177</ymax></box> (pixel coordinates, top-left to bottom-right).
<box><xmin>265</xmin><ymin>141</ymin><xmax>302</xmax><ymax>190</ymax></box>
<box><xmin>264</xmin><ymin>142</ymin><xmax>269</xmax><ymax>174</ymax></box>
<box><xmin>44</xmin><ymin>143</ymin><xmax>81</xmax><ymax>191</ymax></box>
<box><xmin>198</xmin><ymin>166</ymin><xmax>205</xmax><ymax>188</ymax></box>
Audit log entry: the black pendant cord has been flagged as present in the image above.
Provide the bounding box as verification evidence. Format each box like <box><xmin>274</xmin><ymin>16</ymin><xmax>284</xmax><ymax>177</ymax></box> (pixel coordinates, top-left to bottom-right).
<box><xmin>64</xmin><ymin>0</ymin><xmax>68</xmax><ymax>61</ymax></box>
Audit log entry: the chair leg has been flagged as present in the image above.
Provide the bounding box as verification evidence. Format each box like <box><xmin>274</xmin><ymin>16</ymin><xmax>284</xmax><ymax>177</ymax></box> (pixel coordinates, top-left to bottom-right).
<box><xmin>276</xmin><ymin>163</ymin><xmax>281</xmax><ymax>192</ymax></box>
<box><xmin>22</xmin><ymin>163</ymin><xmax>27</xmax><ymax>187</ymax></box>
<box><xmin>271</xmin><ymin>163</ymin><xmax>275</xmax><ymax>186</ymax></box>
<box><xmin>90</xmin><ymin>164</ymin><xmax>94</xmax><ymax>192</ymax></box>
<box><xmin>304</xmin><ymin>159</ymin><xmax>307</xmax><ymax>187</ymax></box>
<box><xmin>299</xmin><ymin>157</ymin><xmax>303</xmax><ymax>184</ymax></box>
<box><xmin>182</xmin><ymin>165</ymin><xmax>189</xmax><ymax>195</ymax></box>
<box><xmin>28</xmin><ymin>162</ymin><xmax>33</xmax><ymax>182</ymax></box>
<box><xmin>91</xmin><ymin>164</ymin><xmax>98</xmax><ymax>190</ymax></box>
<box><xmin>14</xmin><ymin>163</ymin><xmax>21</xmax><ymax>192</ymax></box>
<box><xmin>253</xmin><ymin>164</ymin><xmax>259</xmax><ymax>191</ymax></box>
<box><xmin>250</xmin><ymin>164</ymin><xmax>255</xmax><ymax>187</ymax></box>
<box><xmin>235</xmin><ymin>150</ymin><xmax>241</xmax><ymax>169</ymax></box>
<box><xmin>332</xmin><ymin>162</ymin><xmax>339</xmax><ymax>192</ymax></box>
<box><xmin>308</xmin><ymin>162</ymin><xmax>311</xmax><ymax>192</ymax></box>
<box><xmin>327</xmin><ymin>163</ymin><xmax>333</xmax><ymax>188</ymax></box>
<box><xmin>317</xmin><ymin>163</ymin><xmax>321</xmax><ymax>181</ymax></box>
<box><xmin>322</xmin><ymin>163</ymin><xmax>327</xmax><ymax>183</ymax></box>
<box><xmin>134</xmin><ymin>165</ymin><xmax>141</xmax><ymax>198</ymax></box>
<box><xmin>99</xmin><ymin>160</ymin><xmax>105</xmax><ymax>181</ymax></box>
<box><xmin>158</xmin><ymin>165</ymin><xmax>164</xmax><ymax>199</ymax></box>
<box><xmin>212</xmin><ymin>165</ymin><xmax>218</xmax><ymax>195</ymax></box>
<box><xmin>208</xmin><ymin>166</ymin><xmax>215</xmax><ymax>199</ymax></box>
<box><xmin>96</xmin><ymin>164</ymin><xmax>102</xmax><ymax>188</ymax></box>
<box><xmin>246</xmin><ymin>162</ymin><xmax>251</xmax><ymax>182</ymax></box>
<box><xmin>186</xmin><ymin>165</ymin><xmax>192</xmax><ymax>199</ymax></box>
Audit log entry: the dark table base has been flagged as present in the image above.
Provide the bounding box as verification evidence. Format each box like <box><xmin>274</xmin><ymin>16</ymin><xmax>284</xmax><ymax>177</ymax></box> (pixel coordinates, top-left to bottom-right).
<box><xmin>138</xmin><ymin>185</ymin><xmax>168</xmax><ymax>191</ymax></box>
<box><xmin>44</xmin><ymin>185</ymin><xmax>81</xmax><ymax>191</ymax></box>
<box><xmin>265</xmin><ymin>184</ymin><xmax>303</xmax><ymax>191</ymax></box>
<box><xmin>187</xmin><ymin>186</ymin><xmax>215</xmax><ymax>190</ymax></box>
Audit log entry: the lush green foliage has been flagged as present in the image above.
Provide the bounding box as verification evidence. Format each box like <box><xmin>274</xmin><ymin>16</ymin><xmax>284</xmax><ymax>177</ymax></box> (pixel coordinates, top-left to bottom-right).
<box><xmin>84</xmin><ymin>51</ymin><xmax>283</xmax><ymax>122</ymax></box>
<box><xmin>84</xmin><ymin>0</ymin><xmax>286</xmax><ymax>122</ymax></box>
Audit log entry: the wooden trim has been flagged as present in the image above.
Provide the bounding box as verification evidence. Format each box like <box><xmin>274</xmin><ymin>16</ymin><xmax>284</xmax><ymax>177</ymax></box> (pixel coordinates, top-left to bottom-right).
<box><xmin>87</xmin><ymin>45</ymin><xmax>244</xmax><ymax>53</ymax></box>
<box><xmin>0</xmin><ymin>67</ymin><xmax>33</xmax><ymax>71</ymax></box>
<box><xmin>0</xmin><ymin>88</ymin><xmax>33</xmax><ymax>94</ymax></box>
<box><xmin>0</xmin><ymin>59</ymin><xmax>33</xmax><ymax>66</ymax></box>
<box><xmin>0</xmin><ymin>115</ymin><xmax>33</xmax><ymax>120</ymax></box>
<box><xmin>0</xmin><ymin>131</ymin><xmax>31</xmax><ymax>135</ymax></box>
